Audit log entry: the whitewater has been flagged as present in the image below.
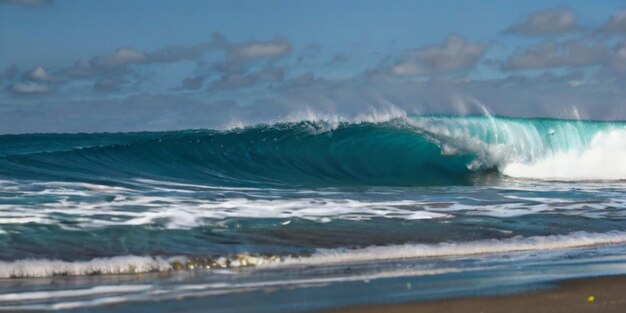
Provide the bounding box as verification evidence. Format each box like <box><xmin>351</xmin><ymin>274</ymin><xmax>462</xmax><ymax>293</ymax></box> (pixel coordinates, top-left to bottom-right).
<box><xmin>1</xmin><ymin>115</ymin><xmax>626</xmax><ymax>312</ymax></box>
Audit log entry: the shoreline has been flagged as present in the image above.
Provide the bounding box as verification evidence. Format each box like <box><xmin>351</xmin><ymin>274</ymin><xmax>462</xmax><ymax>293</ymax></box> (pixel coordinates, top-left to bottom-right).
<box><xmin>320</xmin><ymin>275</ymin><xmax>626</xmax><ymax>313</ymax></box>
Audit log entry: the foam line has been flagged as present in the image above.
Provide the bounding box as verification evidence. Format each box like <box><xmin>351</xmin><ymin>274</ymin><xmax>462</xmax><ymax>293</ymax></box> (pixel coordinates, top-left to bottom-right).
<box><xmin>0</xmin><ymin>256</ymin><xmax>172</xmax><ymax>278</ymax></box>
<box><xmin>1</xmin><ymin>231</ymin><xmax>625</xmax><ymax>278</ymax></box>
<box><xmin>281</xmin><ymin>231</ymin><xmax>626</xmax><ymax>266</ymax></box>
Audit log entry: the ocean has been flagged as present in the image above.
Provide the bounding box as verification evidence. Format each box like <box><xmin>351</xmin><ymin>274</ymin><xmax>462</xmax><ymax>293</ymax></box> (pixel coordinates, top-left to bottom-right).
<box><xmin>1</xmin><ymin>115</ymin><xmax>625</xmax><ymax>312</ymax></box>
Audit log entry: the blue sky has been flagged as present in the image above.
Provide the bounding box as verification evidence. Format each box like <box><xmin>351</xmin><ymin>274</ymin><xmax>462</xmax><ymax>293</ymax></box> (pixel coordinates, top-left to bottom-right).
<box><xmin>1</xmin><ymin>0</ymin><xmax>626</xmax><ymax>133</ymax></box>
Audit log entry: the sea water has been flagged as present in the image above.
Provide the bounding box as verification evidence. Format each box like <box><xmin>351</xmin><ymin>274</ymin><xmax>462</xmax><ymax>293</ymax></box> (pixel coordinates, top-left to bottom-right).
<box><xmin>0</xmin><ymin>115</ymin><xmax>625</xmax><ymax>312</ymax></box>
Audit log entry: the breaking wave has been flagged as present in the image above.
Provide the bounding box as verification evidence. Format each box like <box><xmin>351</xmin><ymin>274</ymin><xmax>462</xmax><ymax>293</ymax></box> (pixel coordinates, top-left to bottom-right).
<box><xmin>0</xmin><ymin>115</ymin><xmax>624</xmax><ymax>186</ymax></box>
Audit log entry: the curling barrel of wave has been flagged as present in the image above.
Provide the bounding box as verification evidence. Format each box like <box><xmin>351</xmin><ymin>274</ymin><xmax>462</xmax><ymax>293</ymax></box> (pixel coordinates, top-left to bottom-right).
<box><xmin>0</xmin><ymin>120</ymin><xmax>475</xmax><ymax>186</ymax></box>
<box><xmin>409</xmin><ymin>115</ymin><xmax>626</xmax><ymax>180</ymax></box>
<box><xmin>0</xmin><ymin>115</ymin><xmax>624</xmax><ymax>186</ymax></box>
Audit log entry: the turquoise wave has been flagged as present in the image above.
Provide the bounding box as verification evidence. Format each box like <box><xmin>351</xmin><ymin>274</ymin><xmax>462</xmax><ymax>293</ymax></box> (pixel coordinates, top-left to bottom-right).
<box><xmin>0</xmin><ymin>115</ymin><xmax>624</xmax><ymax>187</ymax></box>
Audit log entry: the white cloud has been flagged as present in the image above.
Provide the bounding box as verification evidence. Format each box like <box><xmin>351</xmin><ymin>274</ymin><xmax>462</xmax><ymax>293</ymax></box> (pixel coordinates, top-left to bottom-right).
<box><xmin>10</xmin><ymin>81</ymin><xmax>49</xmax><ymax>94</ymax></box>
<box><xmin>0</xmin><ymin>0</ymin><xmax>50</xmax><ymax>6</ymax></box>
<box><xmin>209</xmin><ymin>67</ymin><xmax>284</xmax><ymax>91</ymax></box>
<box><xmin>61</xmin><ymin>35</ymin><xmax>292</xmax><ymax>83</ymax></box>
<box><xmin>390</xmin><ymin>35</ymin><xmax>485</xmax><ymax>76</ymax></box>
<box><xmin>601</xmin><ymin>10</ymin><xmax>626</xmax><ymax>33</ymax></box>
<box><xmin>63</xmin><ymin>48</ymin><xmax>148</xmax><ymax>78</ymax></box>
<box><xmin>92</xmin><ymin>48</ymin><xmax>147</xmax><ymax>68</ymax></box>
<box><xmin>229</xmin><ymin>39</ymin><xmax>291</xmax><ymax>62</ymax></box>
<box><xmin>27</xmin><ymin>66</ymin><xmax>56</xmax><ymax>82</ymax></box>
<box><xmin>503</xmin><ymin>39</ymin><xmax>609</xmax><ymax>70</ymax></box>
<box><xmin>507</xmin><ymin>8</ymin><xmax>578</xmax><ymax>36</ymax></box>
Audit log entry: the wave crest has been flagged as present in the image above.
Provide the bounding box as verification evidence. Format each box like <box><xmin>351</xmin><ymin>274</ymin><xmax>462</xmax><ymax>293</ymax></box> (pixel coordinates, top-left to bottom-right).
<box><xmin>0</xmin><ymin>115</ymin><xmax>624</xmax><ymax>186</ymax></box>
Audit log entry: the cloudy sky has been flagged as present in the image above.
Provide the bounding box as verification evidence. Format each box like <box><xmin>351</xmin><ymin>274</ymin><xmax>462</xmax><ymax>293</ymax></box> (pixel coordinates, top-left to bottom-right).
<box><xmin>1</xmin><ymin>0</ymin><xmax>626</xmax><ymax>133</ymax></box>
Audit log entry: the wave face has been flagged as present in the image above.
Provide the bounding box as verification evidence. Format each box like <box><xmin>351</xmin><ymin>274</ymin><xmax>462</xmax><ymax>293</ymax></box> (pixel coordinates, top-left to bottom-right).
<box><xmin>0</xmin><ymin>115</ymin><xmax>624</xmax><ymax>186</ymax></box>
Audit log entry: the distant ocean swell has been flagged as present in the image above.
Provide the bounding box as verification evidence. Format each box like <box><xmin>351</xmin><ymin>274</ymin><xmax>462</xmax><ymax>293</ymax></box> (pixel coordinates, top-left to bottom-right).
<box><xmin>0</xmin><ymin>115</ymin><xmax>625</xmax><ymax>186</ymax></box>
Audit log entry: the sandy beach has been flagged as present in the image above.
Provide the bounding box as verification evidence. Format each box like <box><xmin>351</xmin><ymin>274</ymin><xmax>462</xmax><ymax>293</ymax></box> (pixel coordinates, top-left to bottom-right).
<box><xmin>321</xmin><ymin>275</ymin><xmax>626</xmax><ymax>313</ymax></box>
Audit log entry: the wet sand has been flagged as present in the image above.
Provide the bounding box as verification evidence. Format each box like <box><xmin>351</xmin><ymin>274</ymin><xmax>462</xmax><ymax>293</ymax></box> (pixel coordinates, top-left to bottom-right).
<box><xmin>321</xmin><ymin>275</ymin><xmax>626</xmax><ymax>313</ymax></box>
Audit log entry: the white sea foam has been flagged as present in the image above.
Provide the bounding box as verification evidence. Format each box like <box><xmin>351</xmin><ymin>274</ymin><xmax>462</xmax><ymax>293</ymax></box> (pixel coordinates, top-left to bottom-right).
<box><xmin>0</xmin><ymin>193</ymin><xmax>453</xmax><ymax>229</ymax></box>
<box><xmin>0</xmin><ymin>256</ymin><xmax>172</xmax><ymax>278</ymax></box>
<box><xmin>409</xmin><ymin>116</ymin><xmax>626</xmax><ymax>181</ymax></box>
<box><xmin>503</xmin><ymin>129</ymin><xmax>626</xmax><ymax>180</ymax></box>
<box><xmin>0</xmin><ymin>231</ymin><xmax>624</xmax><ymax>279</ymax></box>
<box><xmin>280</xmin><ymin>231</ymin><xmax>626</xmax><ymax>266</ymax></box>
<box><xmin>2</xmin><ymin>178</ymin><xmax>625</xmax><ymax>228</ymax></box>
